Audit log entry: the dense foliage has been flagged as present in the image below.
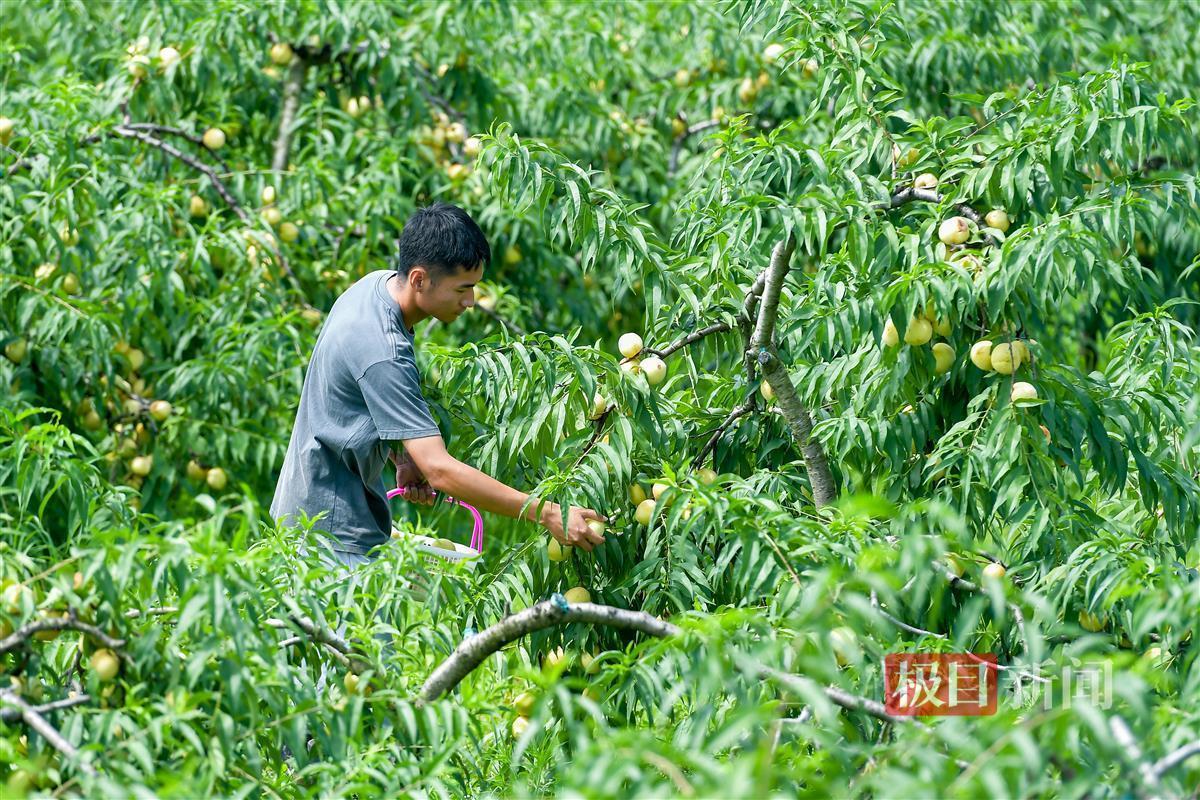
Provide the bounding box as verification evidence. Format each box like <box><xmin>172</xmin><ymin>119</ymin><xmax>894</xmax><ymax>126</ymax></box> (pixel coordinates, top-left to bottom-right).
<box><xmin>2</xmin><ymin>0</ymin><xmax>1198</xmax><ymax>797</ymax></box>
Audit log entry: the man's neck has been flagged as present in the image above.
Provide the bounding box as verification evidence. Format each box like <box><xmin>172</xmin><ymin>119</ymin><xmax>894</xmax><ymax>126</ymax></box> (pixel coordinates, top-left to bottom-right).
<box><xmin>388</xmin><ymin>273</ymin><xmax>425</xmax><ymax>332</ymax></box>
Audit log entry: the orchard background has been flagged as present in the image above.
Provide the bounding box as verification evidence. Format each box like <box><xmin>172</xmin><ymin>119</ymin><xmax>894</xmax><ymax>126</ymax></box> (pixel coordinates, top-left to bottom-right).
<box><xmin>2</xmin><ymin>0</ymin><xmax>1199</xmax><ymax>797</ymax></box>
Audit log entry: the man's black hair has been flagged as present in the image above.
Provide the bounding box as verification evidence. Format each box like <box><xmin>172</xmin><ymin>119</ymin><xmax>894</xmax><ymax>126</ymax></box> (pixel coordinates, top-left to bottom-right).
<box><xmin>394</xmin><ymin>202</ymin><xmax>490</xmax><ymax>280</ymax></box>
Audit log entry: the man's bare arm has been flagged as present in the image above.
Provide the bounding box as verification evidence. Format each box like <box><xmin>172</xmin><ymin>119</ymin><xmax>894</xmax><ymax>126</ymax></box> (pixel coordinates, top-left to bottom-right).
<box><xmin>401</xmin><ymin>435</ymin><xmax>607</xmax><ymax>551</ymax></box>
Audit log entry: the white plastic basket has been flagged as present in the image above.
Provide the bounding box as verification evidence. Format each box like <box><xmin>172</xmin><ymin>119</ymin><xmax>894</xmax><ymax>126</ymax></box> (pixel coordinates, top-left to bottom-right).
<box><xmin>391</xmin><ymin>529</ymin><xmax>482</xmax><ymax>566</ymax></box>
<box><xmin>388</xmin><ymin>486</ymin><xmax>484</xmax><ymax>568</ymax></box>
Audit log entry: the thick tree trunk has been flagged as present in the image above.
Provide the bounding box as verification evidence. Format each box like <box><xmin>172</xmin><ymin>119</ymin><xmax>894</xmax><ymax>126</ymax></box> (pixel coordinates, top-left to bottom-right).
<box><xmin>272</xmin><ymin>57</ymin><xmax>306</xmax><ymax>174</ymax></box>
<box><xmin>760</xmin><ymin>356</ymin><xmax>837</xmax><ymax>507</ymax></box>
<box><xmin>751</xmin><ymin>237</ymin><xmax>838</xmax><ymax>507</ymax></box>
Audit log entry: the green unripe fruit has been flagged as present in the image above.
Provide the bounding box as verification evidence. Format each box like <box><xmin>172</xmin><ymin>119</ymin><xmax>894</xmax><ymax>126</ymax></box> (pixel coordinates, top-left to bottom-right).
<box><xmin>564</xmin><ymin>587</ymin><xmax>591</xmax><ymax>604</ymax></box>
<box><xmin>90</xmin><ymin>648</ymin><xmax>120</xmax><ymax>681</ymax></box>
<box><xmin>205</xmin><ymin>467</ymin><xmax>228</xmax><ymax>491</ymax></box>
<box><xmin>547</xmin><ymin>538</ymin><xmax>573</xmax><ymax>562</ymax></box>
<box><xmin>903</xmin><ymin>318</ymin><xmax>933</xmax><ymax>346</ymax></box>
<box><xmin>932</xmin><ymin>343</ymin><xmax>955</xmax><ymax>374</ymax></box>
<box><xmin>514</xmin><ymin>691</ymin><xmax>535</xmax><ymax>716</ymax></box>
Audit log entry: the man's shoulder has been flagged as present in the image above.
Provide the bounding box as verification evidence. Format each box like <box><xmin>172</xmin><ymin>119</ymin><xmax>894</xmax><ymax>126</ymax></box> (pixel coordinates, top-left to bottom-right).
<box><xmin>334</xmin><ymin>270</ymin><xmax>390</xmax><ymax>303</ymax></box>
<box><xmin>312</xmin><ymin>272</ymin><xmax>402</xmax><ymax>373</ymax></box>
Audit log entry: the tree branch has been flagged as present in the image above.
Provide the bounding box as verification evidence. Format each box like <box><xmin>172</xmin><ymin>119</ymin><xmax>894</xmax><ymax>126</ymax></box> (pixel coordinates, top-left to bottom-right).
<box><xmin>882</xmin><ymin>187</ymin><xmax>994</xmax><ymax>243</ymax></box>
<box><xmin>417</xmin><ymin>599</ymin><xmax>925</xmax><ymax>737</ymax></box>
<box><xmin>266</xmin><ymin>615</ymin><xmax>370</xmax><ymax>673</ymax></box>
<box><xmin>0</xmin><ymin>613</ymin><xmax>126</xmax><ymax>656</ymax></box>
<box><xmin>3</xmin><ymin>142</ymin><xmax>39</xmax><ymax>176</ymax></box>
<box><xmin>644</xmin><ymin>320</ymin><xmax>734</xmax><ymax>360</ymax></box>
<box><xmin>418</xmin><ymin>600</ymin><xmax>678</xmax><ymax>704</ymax></box>
<box><xmin>760</xmin><ymin>355</ymin><xmax>837</xmax><ymax>507</ymax></box>
<box><xmin>111</xmin><ymin>125</ymin><xmax>303</xmax><ymax>295</ymax></box>
<box><xmin>0</xmin><ymin>690</ymin><xmax>97</xmax><ymax>776</ymax></box>
<box><xmin>0</xmin><ymin>693</ymin><xmax>92</xmax><ymax>723</ymax></box>
<box><xmin>741</xmin><ymin>269</ymin><xmax>770</xmax><ymax>325</ymax></box>
<box><xmin>935</xmin><ymin>563</ymin><xmax>1048</xmax><ymax>685</ymax></box>
<box><xmin>272</xmin><ymin>56</ymin><xmax>307</xmax><ymax>174</ymax></box>
<box><xmin>690</xmin><ymin>399</ymin><xmax>754</xmax><ymax>470</ymax></box>
<box><xmin>1109</xmin><ymin>715</ymin><xmax>1166</xmax><ymax>800</ymax></box>
<box><xmin>1151</xmin><ymin>741</ymin><xmax>1200</xmax><ymax>778</ymax></box>
<box><xmin>645</xmin><ymin>266</ymin><xmax>771</xmax><ymax>362</ymax></box>
<box><xmin>685</xmin><ymin>267</ymin><xmax>776</xmax><ymax>469</ymax></box>
<box><xmin>124</xmin><ymin>606</ymin><xmax>179</xmax><ymax>619</ymax></box>
<box><xmin>749</xmin><ymin>237</ymin><xmax>796</xmax><ymax>351</ymax></box>
<box><xmin>120</xmin><ymin>123</ymin><xmax>232</xmax><ymax>173</ymax></box>
<box><xmin>114</xmin><ymin>125</ymin><xmax>247</xmax><ymax>220</ymax></box>
<box><xmin>870</xmin><ymin>590</ymin><xmax>946</xmax><ymax>639</ymax></box>
<box><xmin>570</xmin><ymin>406</ymin><xmax>614</xmax><ymax>471</ymax></box>
<box><xmin>668</xmin><ymin>119</ymin><xmax>722</xmax><ymax>177</ymax></box>
<box><xmin>410</xmin><ymin>62</ymin><xmax>468</xmax><ymax>123</ymax></box>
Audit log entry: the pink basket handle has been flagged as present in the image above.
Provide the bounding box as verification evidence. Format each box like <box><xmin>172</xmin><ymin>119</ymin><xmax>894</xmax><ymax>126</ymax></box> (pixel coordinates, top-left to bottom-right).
<box><xmin>388</xmin><ymin>486</ymin><xmax>484</xmax><ymax>552</ymax></box>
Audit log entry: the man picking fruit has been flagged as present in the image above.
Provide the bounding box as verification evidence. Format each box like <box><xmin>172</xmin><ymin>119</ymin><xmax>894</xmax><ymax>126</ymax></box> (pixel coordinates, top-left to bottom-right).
<box><xmin>270</xmin><ymin>202</ymin><xmax>606</xmax><ymax>567</ymax></box>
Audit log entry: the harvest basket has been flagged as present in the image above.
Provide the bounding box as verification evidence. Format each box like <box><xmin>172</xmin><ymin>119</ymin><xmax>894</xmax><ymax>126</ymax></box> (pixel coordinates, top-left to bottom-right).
<box><xmin>388</xmin><ymin>486</ymin><xmax>484</xmax><ymax>565</ymax></box>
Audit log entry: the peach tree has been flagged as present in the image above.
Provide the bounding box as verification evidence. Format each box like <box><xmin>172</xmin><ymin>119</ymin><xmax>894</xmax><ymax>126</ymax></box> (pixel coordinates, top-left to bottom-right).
<box><xmin>1</xmin><ymin>0</ymin><xmax>1198</xmax><ymax>797</ymax></box>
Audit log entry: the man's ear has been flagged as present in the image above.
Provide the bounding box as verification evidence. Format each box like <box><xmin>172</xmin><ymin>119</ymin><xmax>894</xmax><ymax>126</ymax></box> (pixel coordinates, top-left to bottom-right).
<box><xmin>408</xmin><ymin>265</ymin><xmax>428</xmax><ymax>290</ymax></box>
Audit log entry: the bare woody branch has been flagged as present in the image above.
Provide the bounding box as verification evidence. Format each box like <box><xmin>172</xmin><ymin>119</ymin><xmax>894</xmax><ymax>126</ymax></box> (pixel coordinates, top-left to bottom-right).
<box><xmin>884</xmin><ymin>186</ymin><xmax>985</xmax><ymax>224</ymax></box>
<box><xmin>668</xmin><ymin>119</ymin><xmax>722</xmax><ymax>176</ymax></box>
<box><xmin>749</xmin><ymin>237</ymin><xmax>796</xmax><ymax>352</ymax></box>
<box><xmin>1109</xmin><ymin>715</ymin><xmax>1167</xmax><ymax>800</ymax></box>
<box><xmin>643</xmin><ymin>320</ymin><xmax>734</xmax><ymax>360</ymax></box>
<box><xmin>417</xmin><ymin>599</ymin><xmax>935</xmax><ymax>734</ymax></box>
<box><xmin>570</xmin><ymin>406</ymin><xmax>615</xmax><ymax>471</ymax></box>
<box><xmin>0</xmin><ymin>690</ymin><xmax>97</xmax><ymax>777</ymax></box>
<box><xmin>266</xmin><ymin>615</ymin><xmax>370</xmax><ymax>673</ymax></box>
<box><xmin>113</xmin><ymin>125</ymin><xmax>247</xmax><ymax>220</ymax></box>
<box><xmin>0</xmin><ymin>614</ymin><xmax>127</xmax><ymax>656</ymax></box>
<box><xmin>418</xmin><ymin>600</ymin><xmax>677</xmax><ymax>704</ymax></box>
<box><xmin>741</xmin><ymin>269</ymin><xmax>770</xmax><ymax>325</ymax></box>
<box><xmin>934</xmin><ymin>562</ymin><xmax>1048</xmax><ymax>685</ymax></box>
<box><xmin>686</xmin><ymin>268</ymin><xmax>773</xmax><ymax>469</ymax></box>
<box><xmin>124</xmin><ymin>606</ymin><xmax>179</xmax><ymax>619</ymax></box>
<box><xmin>0</xmin><ymin>693</ymin><xmax>92</xmax><ymax>724</ymax></box>
<box><xmin>760</xmin><ymin>359</ymin><xmax>836</xmax><ymax>507</ymax></box>
<box><xmin>1151</xmin><ymin>741</ymin><xmax>1200</xmax><ymax>779</ymax></box>
<box><xmin>646</xmin><ymin>267</ymin><xmax>770</xmax><ymax>362</ymax></box>
<box><xmin>691</xmin><ymin>399</ymin><xmax>754</xmax><ymax>469</ymax></box>
<box><xmin>411</xmin><ymin>63</ymin><xmax>468</xmax><ymax>123</ymax></box>
<box><xmin>870</xmin><ymin>590</ymin><xmax>946</xmax><ymax>639</ymax></box>
<box><xmin>120</xmin><ymin>123</ymin><xmax>232</xmax><ymax>173</ymax></box>
<box><xmin>883</xmin><ymin>186</ymin><xmax>995</xmax><ymax>244</ymax></box>
<box><xmin>108</xmin><ymin>125</ymin><xmax>311</xmax><ymax>306</ymax></box>
<box><xmin>3</xmin><ymin>142</ymin><xmax>39</xmax><ymax>177</ymax></box>
<box><xmin>740</xmin><ymin>269</ymin><xmax>770</xmax><ymax>383</ymax></box>
<box><xmin>751</xmin><ymin>663</ymin><xmax>930</xmax><ymax>729</ymax></box>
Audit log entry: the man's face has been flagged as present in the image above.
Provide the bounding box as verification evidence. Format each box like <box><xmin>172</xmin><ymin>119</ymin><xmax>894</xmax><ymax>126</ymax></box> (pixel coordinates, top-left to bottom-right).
<box><xmin>415</xmin><ymin>263</ymin><xmax>484</xmax><ymax>324</ymax></box>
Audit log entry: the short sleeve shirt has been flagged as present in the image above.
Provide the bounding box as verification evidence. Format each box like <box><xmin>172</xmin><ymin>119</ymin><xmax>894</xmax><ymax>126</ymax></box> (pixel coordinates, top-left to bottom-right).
<box><xmin>269</xmin><ymin>270</ymin><xmax>441</xmax><ymax>556</ymax></box>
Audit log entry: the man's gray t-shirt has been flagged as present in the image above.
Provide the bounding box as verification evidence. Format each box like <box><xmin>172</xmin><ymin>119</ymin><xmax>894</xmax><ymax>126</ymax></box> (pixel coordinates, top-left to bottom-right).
<box><xmin>270</xmin><ymin>269</ymin><xmax>441</xmax><ymax>556</ymax></box>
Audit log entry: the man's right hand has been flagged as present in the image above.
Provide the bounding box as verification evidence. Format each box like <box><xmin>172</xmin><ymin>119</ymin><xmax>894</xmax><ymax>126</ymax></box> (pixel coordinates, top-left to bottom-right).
<box><xmin>393</xmin><ymin>449</ymin><xmax>434</xmax><ymax>506</ymax></box>
<box><xmin>541</xmin><ymin>503</ymin><xmax>607</xmax><ymax>552</ymax></box>
<box><xmin>400</xmin><ymin>437</ymin><xmax>609</xmax><ymax>548</ymax></box>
